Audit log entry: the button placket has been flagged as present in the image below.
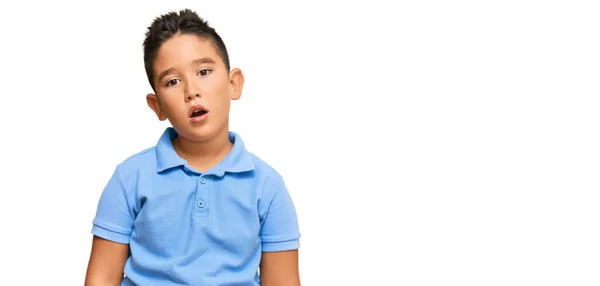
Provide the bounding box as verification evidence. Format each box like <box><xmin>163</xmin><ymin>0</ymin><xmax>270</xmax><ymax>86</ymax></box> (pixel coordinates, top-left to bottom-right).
<box><xmin>195</xmin><ymin>175</ymin><xmax>209</xmax><ymax>216</ymax></box>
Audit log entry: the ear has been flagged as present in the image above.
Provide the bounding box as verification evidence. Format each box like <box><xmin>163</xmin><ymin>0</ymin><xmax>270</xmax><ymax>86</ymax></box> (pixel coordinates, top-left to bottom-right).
<box><xmin>228</xmin><ymin>68</ymin><xmax>244</xmax><ymax>100</ymax></box>
<box><xmin>146</xmin><ymin>93</ymin><xmax>168</xmax><ymax>121</ymax></box>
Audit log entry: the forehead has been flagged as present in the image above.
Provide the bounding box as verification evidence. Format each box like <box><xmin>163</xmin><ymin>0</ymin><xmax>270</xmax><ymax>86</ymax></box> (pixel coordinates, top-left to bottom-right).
<box><xmin>153</xmin><ymin>33</ymin><xmax>222</xmax><ymax>72</ymax></box>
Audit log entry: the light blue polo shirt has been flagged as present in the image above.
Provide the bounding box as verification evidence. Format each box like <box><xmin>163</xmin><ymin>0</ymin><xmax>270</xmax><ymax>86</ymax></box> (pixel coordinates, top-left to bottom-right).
<box><xmin>91</xmin><ymin>127</ymin><xmax>301</xmax><ymax>285</ymax></box>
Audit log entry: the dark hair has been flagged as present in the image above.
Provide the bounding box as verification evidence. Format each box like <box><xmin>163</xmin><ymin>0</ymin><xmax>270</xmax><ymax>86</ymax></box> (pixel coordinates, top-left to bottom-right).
<box><xmin>142</xmin><ymin>9</ymin><xmax>230</xmax><ymax>90</ymax></box>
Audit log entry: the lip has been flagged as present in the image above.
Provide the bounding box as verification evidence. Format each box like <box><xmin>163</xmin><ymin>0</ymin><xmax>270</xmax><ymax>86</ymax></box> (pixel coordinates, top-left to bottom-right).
<box><xmin>189</xmin><ymin>104</ymin><xmax>209</xmax><ymax>123</ymax></box>
<box><xmin>190</xmin><ymin>112</ymin><xmax>208</xmax><ymax>123</ymax></box>
<box><xmin>188</xmin><ymin>104</ymin><xmax>209</xmax><ymax>117</ymax></box>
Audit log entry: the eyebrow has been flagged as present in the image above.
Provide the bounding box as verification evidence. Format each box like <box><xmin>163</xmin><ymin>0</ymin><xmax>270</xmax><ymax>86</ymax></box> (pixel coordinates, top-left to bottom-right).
<box><xmin>157</xmin><ymin>57</ymin><xmax>217</xmax><ymax>83</ymax></box>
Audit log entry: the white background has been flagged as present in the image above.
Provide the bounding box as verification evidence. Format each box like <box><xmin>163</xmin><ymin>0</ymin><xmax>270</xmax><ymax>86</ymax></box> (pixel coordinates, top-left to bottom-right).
<box><xmin>0</xmin><ymin>0</ymin><xmax>599</xmax><ymax>285</ymax></box>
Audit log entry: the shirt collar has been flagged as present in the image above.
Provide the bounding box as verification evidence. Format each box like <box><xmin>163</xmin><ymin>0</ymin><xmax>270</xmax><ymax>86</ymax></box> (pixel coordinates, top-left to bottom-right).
<box><xmin>155</xmin><ymin>127</ymin><xmax>255</xmax><ymax>175</ymax></box>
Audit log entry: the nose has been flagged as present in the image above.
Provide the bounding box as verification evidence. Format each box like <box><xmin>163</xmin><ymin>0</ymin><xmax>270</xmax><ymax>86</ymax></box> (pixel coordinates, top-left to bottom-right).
<box><xmin>185</xmin><ymin>81</ymin><xmax>201</xmax><ymax>101</ymax></box>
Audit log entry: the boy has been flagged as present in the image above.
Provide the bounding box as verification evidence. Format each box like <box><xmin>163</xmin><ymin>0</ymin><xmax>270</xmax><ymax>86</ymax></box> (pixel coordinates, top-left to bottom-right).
<box><xmin>85</xmin><ymin>9</ymin><xmax>301</xmax><ymax>286</ymax></box>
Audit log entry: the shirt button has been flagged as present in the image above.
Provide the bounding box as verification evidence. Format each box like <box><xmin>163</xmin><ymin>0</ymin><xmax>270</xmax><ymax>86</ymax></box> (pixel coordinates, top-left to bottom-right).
<box><xmin>197</xmin><ymin>200</ymin><xmax>205</xmax><ymax>208</ymax></box>
<box><xmin>200</xmin><ymin>177</ymin><xmax>207</xmax><ymax>184</ymax></box>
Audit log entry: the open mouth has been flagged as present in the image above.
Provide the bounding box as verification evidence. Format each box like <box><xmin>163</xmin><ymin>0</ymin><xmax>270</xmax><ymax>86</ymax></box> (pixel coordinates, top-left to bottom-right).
<box><xmin>190</xmin><ymin>108</ymin><xmax>208</xmax><ymax>118</ymax></box>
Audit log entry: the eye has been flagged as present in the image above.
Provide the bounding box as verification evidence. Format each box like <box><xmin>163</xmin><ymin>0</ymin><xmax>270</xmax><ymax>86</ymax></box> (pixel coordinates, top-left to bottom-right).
<box><xmin>198</xmin><ymin>69</ymin><xmax>212</xmax><ymax>77</ymax></box>
<box><xmin>165</xmin><ymin>78</ymin><xmax>180</xmax><ymax>87</ymax></box>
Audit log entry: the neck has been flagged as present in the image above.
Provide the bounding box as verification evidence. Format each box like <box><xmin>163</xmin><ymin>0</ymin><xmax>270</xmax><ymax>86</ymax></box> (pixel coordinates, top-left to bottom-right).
<box><xmin>173</xmin><ymin>127</ymin><xmax>233</xmax><ymax>173</ymax></box>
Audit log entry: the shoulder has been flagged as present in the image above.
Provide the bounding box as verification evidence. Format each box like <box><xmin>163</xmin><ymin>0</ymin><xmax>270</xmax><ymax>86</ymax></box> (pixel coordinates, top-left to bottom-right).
<box><xmin>249</xmin><ymin>152</ymin><xmax>283</xmax><ymax>180</ymax></box>
<box><xmin>113</xmin><ymin>146</ymin><xmax>157</xmax><ymax>176</ymax></box>
<box><xmin>246</xmin><ymin>152</ymin><xmax>288</xmax><ymax>195</ymax></box>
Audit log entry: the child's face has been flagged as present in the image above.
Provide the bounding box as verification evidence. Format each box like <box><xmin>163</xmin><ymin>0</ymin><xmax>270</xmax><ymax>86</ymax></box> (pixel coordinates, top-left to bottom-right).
<box><xmin>146</xmin><ymin>34</ymin><xmax>243</xmax><ymax>142</ymax></box>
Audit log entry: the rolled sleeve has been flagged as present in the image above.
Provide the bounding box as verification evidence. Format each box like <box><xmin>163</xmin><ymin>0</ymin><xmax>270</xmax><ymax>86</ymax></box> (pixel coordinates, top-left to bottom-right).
<box><xmin>91</xmin><ymin>165</ymin><xmax>134</xmax><ymax>244</ymax></box>
<box><xmin>262</xmin><ymin>239</ymin><xmax>300</xmax><ymax>252</ymax></box>
<box><xmin>259</xmin><ymin>175</ymin><xmax>301</xmax><ymax>252</ymax></box>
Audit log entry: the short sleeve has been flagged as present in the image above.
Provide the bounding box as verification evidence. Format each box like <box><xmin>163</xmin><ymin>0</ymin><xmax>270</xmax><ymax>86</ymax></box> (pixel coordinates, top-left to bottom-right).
<box><xmin>259</xmin><ymin>175</ymin><xmax>301</xmax><ymax>252</ymax></box>
<box><xmin>91</xmin><ymin>165</ymin><xmax>135</xmax><ymax>244</ymax></box>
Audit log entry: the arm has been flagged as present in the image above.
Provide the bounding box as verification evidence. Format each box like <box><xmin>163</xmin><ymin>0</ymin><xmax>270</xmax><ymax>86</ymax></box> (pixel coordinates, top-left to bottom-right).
<box><xmin>258</xmin><ymin>175</ymin><xmax>302</xmax><ymax>286</ymax></box>
<box><xmin>260</xmin><ymin>249</ymin><xmax>300</xmax><ymax>286</ymax></box>
<box><xmin>86</xmin><ymin>165</ymin><xmax>135</xmax><ymax>285</ymax></box>
<box><xmin>85</xmin><ymin>236</ymin><xmax>129</xmax><ymax>286</ymax></box>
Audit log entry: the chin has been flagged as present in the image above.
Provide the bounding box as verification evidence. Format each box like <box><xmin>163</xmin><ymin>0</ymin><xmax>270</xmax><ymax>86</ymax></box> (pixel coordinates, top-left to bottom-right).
<box><xmin>175</xmin><ymin>125</ymin><xmax>223</xmax><ymax>143</ymax></box>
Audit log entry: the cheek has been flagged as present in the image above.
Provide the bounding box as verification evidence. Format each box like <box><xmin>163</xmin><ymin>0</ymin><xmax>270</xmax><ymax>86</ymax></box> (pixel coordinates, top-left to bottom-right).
<box><xmin>210</xmin><ymin>94</ymin><xmax>230</xmax><ymax>115</ymax></box>
<box><xmin>207</xmin><ymin>80</ymin><xmax>231</xmax><ymax>105</ymax></box>
<box><xmin>207</xmin><ymin>79</ymin><xmax>229</xmax><ymax>95</ymax></box>
<box><xmin>159</xmin><ymin>93</ymin><xmax>184</xmax><ymax>115</ymax></box>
